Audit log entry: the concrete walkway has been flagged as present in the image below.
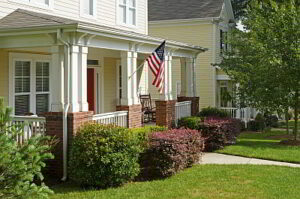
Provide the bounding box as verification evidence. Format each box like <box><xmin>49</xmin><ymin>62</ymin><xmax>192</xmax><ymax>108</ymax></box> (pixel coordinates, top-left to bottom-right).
<box><xmin>200</xmin><ymin>153</ymin><xmax>300</xmax><ymax>168</ymax></box>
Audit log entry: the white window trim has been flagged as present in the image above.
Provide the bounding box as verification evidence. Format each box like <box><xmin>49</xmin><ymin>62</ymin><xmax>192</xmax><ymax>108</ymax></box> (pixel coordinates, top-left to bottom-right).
<box><xmin>9</xmin><ymin>53</ymin><xmax>52</xmax><ymax>115</ymax></box>
<box><xmin>80</xmin><ymin>0</ymin><xmax>97</xmax><ymax>19</ymax></box>
<box><xmin>116</xmin><ymin>0</ymin><xmax>138</xmax><ymax>29</ymax></box>
<box><xmin>8</xmin><ymin>0</ymin><xmax>54</xmax><ymax>10</ymax></box>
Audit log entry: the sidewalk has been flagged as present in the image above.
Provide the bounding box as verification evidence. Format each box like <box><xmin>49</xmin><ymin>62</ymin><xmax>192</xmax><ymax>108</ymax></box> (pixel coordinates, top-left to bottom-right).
<box><xmin>200</xmin><ymin>153</ymin><xmax>300</xmax><ymax>168</ymax></box>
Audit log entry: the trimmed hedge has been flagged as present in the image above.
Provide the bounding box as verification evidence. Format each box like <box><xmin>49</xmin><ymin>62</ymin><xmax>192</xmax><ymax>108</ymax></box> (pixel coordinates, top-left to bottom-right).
<box><xmin>139</xmin><ymin>129</ymin><xmax>204</xmax><ymax>179</ymax></box>
<box><xmin>178</xmin><ymin>117</ymin><xmax>242</xmax><ymax>151</ymax></box>
<box><xmin>69</xmin><ymin>124</ymin><xmax>142</xmax><ymax>188</ymax></box>
<box><xmin>197</xmin><ymin>107</ymin><xmax>229</xmax><ymax>118</ymax></box>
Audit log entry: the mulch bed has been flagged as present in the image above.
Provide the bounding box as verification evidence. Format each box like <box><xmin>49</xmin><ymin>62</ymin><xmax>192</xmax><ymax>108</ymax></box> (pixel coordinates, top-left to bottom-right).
<box><xmin>279</xmin><ymin>140</ymin><xmax>300</xmax><ymax>146</ymax></box>
<box><xmin>267</xmin><ymin>134</ymin><xmax>294</xmax><ymax>140</ymax></box>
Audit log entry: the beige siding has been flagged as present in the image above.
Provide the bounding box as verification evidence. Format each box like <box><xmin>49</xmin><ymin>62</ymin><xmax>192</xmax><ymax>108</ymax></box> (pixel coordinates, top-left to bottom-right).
<box><xmin>103</xmin><ymin>57</ymin><xmax>117</xmax><ymax>113</ymax></box>
<box><xmin>0</xmin><ymin>50</ymin><xmax>9</xmax><ymax>106</ymax></box>
<box><xmin>0</xmin><ymin>0</ymin><xmax>147</xmax><ymax>34</ymax></box>
<box><xmin>149</xmin><ymin>24</ymin><xmax>216</xmax><ymax>108</ymax></box>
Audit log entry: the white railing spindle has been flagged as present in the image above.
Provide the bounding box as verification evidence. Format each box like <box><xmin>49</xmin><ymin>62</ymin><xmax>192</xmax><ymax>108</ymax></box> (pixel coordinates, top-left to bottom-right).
<box><xmin>92</xmin><ymin>111</ymin><xmax>128</xmax><ymax>128</ymax></box>
<box><xmin>175</xmin><ymin>101</ymin><xmax>192</xmax><ymax>126</ymax></box>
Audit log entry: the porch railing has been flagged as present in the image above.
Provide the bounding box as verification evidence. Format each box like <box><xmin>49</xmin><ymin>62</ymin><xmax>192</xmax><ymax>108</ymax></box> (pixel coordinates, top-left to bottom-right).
<box><xmin>220</xmin><ymin>107</ymin><xmax>252</xmax><ymax>124</ymax></box>
<box><xmin>92</xmin><ymin>111</ymin><xmax>128</xmax><ymax>128</ymax></box>
<box><xmin>175</xmin><ymin>101</ymin><xmax>192</xmax><ymax>125</ymax></box>
<box><xmin>10</xmin><ymin>116</ymin><xmax>46</xmax><ymax>144</ymax></box>
<box><xmin>220</xmin><ymin>107</ymin><xmax>238</xmax><ymax>118</ymax></box>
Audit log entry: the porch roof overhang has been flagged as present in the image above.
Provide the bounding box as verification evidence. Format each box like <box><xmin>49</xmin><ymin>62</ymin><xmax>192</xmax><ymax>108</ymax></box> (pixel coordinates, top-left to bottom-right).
<box><xmin>0</xmin><ymin>9</ymin><xmax>208</xmax><ymax>58</ymax></box>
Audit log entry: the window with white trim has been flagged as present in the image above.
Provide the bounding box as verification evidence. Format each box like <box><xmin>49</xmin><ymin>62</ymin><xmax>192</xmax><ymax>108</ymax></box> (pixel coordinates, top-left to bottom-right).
<box><xmin>118</xmin><ymin>0</ymin><xmax>136</xmax><ymax>26</ymax></box>
<box><xmin>81</xmin><ymin>0</ymin><xmax>96</xmax><ymax>17</ymax></box>
<box><xmin>9</xmin><ymin>0</ymin><xmax>51</xmax><ymax>8</ymax></box>
<box><xmin>13</xmin><ymin>60</ymin><xmax>50</xmax><ymax>115</ymax></box>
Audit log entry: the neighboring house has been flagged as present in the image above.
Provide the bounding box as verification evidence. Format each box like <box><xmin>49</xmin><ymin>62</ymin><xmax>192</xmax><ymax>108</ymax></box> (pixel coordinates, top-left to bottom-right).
<box><xmin>148</xmin><ymin>0</ymin><xmax>236</xmax><ymax>110</ymax></box>
<box><xmin>0</xmin><ymin>0</ymin><xmax>206</xmax><ymax>178</ymax></box>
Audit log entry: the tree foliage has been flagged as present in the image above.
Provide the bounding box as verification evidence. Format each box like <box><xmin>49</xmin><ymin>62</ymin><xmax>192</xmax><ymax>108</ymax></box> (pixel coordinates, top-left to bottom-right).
<box><xmin>220</xmin><ymin>0</ymin><xmax>300</xmax><ymax>139</ymax></box>
<box><xmin>0</xmin><ymin>98</ymin><xmax>54</xmax><ymax>199</ymax></box>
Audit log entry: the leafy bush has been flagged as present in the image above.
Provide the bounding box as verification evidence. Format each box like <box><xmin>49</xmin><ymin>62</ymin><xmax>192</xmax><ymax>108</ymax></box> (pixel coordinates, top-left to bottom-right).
<box><xmin>248</xmin><ymin>113</ymin><xmax>266</xmax><ymax>131</ymax></box>
<box><xmin>0</xmin><ymin>98</ymin><xmax>54</xmax><ymax>199</ymax></box>
<box><xmin>197</xmin><ymin>107</ymin><xmax>229</xmax><ymax>118</ymax></box>
<box><xmin>69</xmin><ymin>124</ymin><xmax>142</xmax><ymax>188</ymax></box>
<box><xmin>140</xmin><ymin>129</ymin><xmax>204</xmax><ymax>179</ymax></box>
<box><xmin>131</xmin><ymin>126</ymin><xmax>167</xmax><ymax>149</ymax></box>
<box><xmin>265</xmin><ymin>115</ymin><xmax>279</xmax><ymax>128</ymax></box>
<box><xmin>178</xmin><ymin>117</ymin><xmax>242</xmax><ymax>151</ymax></box>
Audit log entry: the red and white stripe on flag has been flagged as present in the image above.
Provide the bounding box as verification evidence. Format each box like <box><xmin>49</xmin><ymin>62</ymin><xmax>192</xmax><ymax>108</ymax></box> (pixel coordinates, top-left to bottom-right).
<box><xmin>146</xmin><ymin>41</ymin><xmax>166</xmax><ymax>93</ymax></box>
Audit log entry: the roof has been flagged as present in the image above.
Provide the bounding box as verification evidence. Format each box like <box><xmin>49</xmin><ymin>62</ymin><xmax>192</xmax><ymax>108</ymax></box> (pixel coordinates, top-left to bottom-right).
<box><xmin>0</xmin><ymin>9</ymin><xmax>207</xmax><ymax>52</ymax></box>
<box><xmin>148</xmin><ymin>0</ymin><xmax>224</xmax><ymax>21</ymax></box>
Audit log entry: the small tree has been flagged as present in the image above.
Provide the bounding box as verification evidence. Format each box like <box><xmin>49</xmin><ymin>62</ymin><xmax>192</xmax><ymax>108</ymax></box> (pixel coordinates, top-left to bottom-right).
<box><xmin>0</xmin><ymin>98</ymin><xmax>54</xmax><ymax>199</ymax></box>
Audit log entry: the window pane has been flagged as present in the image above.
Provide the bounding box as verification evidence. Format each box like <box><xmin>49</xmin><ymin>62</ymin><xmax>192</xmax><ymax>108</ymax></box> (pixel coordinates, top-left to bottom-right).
<box><xmin>89</xmin><ymin>0</ymin><xmax>94</xmax><ymax>15</ymax></box>
<box><xmin>36</xmin><ymin>62</ymin><xmax>43</xmax><ymax>76</ymax></box>
<box><xmin>36</xmin><ymin>78</ymin><xmax>43</xmax><ymax>92</ymax></box>
<box><xmin>23</xmin><ymin>78</ymin><xmax>30</xmax><ymax>92</ymax></box>
<box><xmin>43</xmin><ymin>78</ymin><xmax>49</xmax><ymax>92</ymax></box>
<box><xmin>129</xmin><ymin>0</ymin><xmax>135</xmax><ymax>7</ymax></box>
<box><xmin>35</xmin><ymin>0</ymin><xmax>49</xmax><ymax>5</ymax></box>
<box><xmin>129</xmin><ymin>8</ymin><xmax>136</xmax><ymax>25</ymax></box>
<box><xmin>83</xmin><ymin>0</ymin><xmax>93</xmax><ymax>15</ymax></box>
<box><xmin>15</xmin><ymin>95</ymin><xmax>30</xmax><ymax>115</ymax></box>
<box><xmin>15</xmin><ymin>78</ymin><xmax>23</xmax><ymax>93</ymax></box>
<box><xmin>119</xmin><ymin>6</ymin><xmax>126</xmax><ymax>23</ymax></box>
<box><xmin>15</xmin><ymin>62</ymin><xmax>23</xmax><ymax>76</ymax></box>
<box><xmin>36</xmin><ymin>94</ymin><xmax>49</xmax><ymax>115</ymax></box>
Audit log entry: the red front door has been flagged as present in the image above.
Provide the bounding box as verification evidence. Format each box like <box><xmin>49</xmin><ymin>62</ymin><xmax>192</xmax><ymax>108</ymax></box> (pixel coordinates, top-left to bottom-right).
<box><xmin>87</xmin><ymin>68</ymin><xmax>95</xmax><ymax>112</ymax></box>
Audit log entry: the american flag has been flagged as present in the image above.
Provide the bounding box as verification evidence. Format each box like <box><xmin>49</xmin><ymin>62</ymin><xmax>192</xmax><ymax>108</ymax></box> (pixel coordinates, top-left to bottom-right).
<box><xmin>146</xmin><ymin>41</ymin><xmax>166</xmax><ymax>93</ymax></box>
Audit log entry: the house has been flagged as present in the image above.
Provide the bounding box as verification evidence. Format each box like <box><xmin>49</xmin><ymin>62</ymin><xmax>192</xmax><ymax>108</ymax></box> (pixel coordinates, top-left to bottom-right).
<box><xmin>0</xmin><ymin>0</ymin><xmax>206</xmax><ymax>178</ymax></box>
<box><xmin>148</xmin><ymin>0</ymin><xmax>238</xmax><ymax>111</ymax></box>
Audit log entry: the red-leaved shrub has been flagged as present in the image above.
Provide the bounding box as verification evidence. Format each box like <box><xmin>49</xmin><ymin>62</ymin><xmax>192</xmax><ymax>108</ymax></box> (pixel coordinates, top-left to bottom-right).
<box><xmin>178</xmin><ymin>117</ymin><xmax>242</xmax><ymax>152</ymax></box>
<box><xmin>139</xmin><ymin>128</ymin><xmax>204</xmax><ymax>179</ymax></box>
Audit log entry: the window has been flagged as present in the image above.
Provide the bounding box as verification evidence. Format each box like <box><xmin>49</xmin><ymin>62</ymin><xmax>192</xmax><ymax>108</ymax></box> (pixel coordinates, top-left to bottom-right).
<box><xmin>14</xmin><ymin>61</ymin><xmax>31</xmax><ymax>115</ymax></box>
<box><xmin>81</xmin><ymin>0</ymin><xmax>96</xmax><ymax>17</ymax></box>
<box><xmin>36</xmin><ymin>62</ymin><xmax>50</xmax><ymax>115</ymax></box>
<box><xmin>118</xmin><ymin>0</ymin><xmax>136</xmax><ymax>26</ymax></box>
<box><xmin>9</xmin><ymin>0</ymin><xmax>51</xmax><ymax>8</ymax></box>
<box><xmin>220</xmin><ymin>30</ymin><xmax>228</xmax><ymax>52</ymax></box>
<box><xmin>116</xmin><ymin>62</ymin><xmax>122</xmax><ymax>105</ymax></box>
<box><xmin>13</xmin><ymin>60</ymin><xmax>50</xmax><ymax>115</ymax></box>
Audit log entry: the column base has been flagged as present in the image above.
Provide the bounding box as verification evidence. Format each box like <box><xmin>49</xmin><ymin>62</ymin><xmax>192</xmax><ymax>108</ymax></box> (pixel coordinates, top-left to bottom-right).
<box><xmin>155</xmin><ymin>100</ymin><xmax>177</xmax><ymax>129</ymax></box>
<box><xmin>117</xmin><ymin>104</ymin><xmax>142</xmax><ymax>128</ymax></box>
<box><xmin>177</xmin><ymin>96</ymin><xmax>200</xmax><ymax>116</ymax></box>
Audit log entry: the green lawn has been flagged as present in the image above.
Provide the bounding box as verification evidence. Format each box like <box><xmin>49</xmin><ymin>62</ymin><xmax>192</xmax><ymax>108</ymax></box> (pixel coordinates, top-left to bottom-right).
<box><xmin>278</xmin><ymin>120</ymin><xmax>296</xmax><ymax>128</ymax></box>
<box><xmin>50</xmin><ymin>165</ymin><xmax>300</xmax><ymax>199</ymax></box>
<box><xmin>218</xmin><ymin>130</ymin><xmax>300</xmax><ymax>163</ymax></box>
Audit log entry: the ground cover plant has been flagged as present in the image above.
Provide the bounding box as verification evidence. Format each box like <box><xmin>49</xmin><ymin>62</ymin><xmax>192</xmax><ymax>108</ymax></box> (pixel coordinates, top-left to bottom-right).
<box><xmin>50</xmin><ymin>165</ymin><xmax>300</xmax><ymax>199</ymax></box>
<box><xmin>218</xmin><ymin>130</ymin><xmax>300</xmax><ymax>163</ymax></box>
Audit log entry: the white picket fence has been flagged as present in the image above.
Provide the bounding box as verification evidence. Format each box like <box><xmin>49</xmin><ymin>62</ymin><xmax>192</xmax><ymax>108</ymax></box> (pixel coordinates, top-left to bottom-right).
<box><xmin>175</xmin><ymin>101</ymin><xmax>192</xmax><ymax>125</ymax></box>
<box><xmin>9</xmin><ymin>116</ymin><xmax>46</xmax><ymax>144</ymax></box>
<box><xmin>92</xmin><ymin>111</ymin><xmax>128</xmax><ymax>127</ymax></box>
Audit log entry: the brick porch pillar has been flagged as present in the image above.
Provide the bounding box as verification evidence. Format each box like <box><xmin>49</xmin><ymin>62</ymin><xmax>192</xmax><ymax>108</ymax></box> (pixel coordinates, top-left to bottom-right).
<box><xmin>44</xmin><ymin>111</ymin><xmax>93</xmax><ymax>178</ymax></box>
<box><xmin>155</xmin><ymin>100</ymin><xmax>177</xmax><ymax>129</ymax></box>
<box><xmin>117</xmin><ymin>104</ymin><xmax>142</xmax><ymax>128</ymax></box>
<box><xmin>177</xmin><ymin>97</ymin><xmax>200</xmax><ymax>116</ymax></box>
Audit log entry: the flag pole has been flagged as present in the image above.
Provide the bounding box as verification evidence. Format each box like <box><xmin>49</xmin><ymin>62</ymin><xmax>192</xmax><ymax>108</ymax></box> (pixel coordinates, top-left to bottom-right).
<box><xmin>128</xmin><ymin>61</ymin><xmax>146</xmax><ymax>79</ymax></box>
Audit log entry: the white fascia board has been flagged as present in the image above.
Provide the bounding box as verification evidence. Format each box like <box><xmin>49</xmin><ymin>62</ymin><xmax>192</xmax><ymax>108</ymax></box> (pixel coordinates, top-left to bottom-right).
<box><xmin>217</xmin><ymin>75</ymin><xmax>231</xmax><ymax>81</ymax></box>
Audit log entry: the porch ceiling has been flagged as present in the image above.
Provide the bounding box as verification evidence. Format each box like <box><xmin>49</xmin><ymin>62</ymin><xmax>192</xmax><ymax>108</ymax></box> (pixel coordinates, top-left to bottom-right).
<box><xmin>0</xmin><ymin>9</ymin><xmax>208</xmax><ymax>57</ymax></box>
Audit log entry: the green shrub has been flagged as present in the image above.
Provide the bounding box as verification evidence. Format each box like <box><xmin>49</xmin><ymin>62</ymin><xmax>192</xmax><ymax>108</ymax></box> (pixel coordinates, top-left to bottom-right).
<box><xmin>248</xmin><ymin>113</ymin><xmax>265</xmax><ymax>131</ymax></box>
<box><xmin>265</xmin><ymin>115</ymin><xmax>279</xmax><ymax>128</ymax></box>
<box><xmin>0</xmin><ymin>98</ymin><xmax>54</xmax><ymax>199</ymax></box>
<box><xmin>69</xmin><ymin>124</ymin><xmax>142</xmax><ymax>188</ymax></box>
<box><xmin>131</xmin><ymin>126</ymin><xmax>167</xmax><ymax>149</ymax></box>
<box><xmin>140</xmin><ymin>129</ymin><xmax>204</xmax><ymax>179</ymax></box>
<box><xmin>177</xmin><ymin>117</ymin><xmax>201</xmax><ymax>130</ymax></box>
<box><xmin>197</xmin><ymin>107</ymin><xmax>230</xmax><ymax>118</ymax></box>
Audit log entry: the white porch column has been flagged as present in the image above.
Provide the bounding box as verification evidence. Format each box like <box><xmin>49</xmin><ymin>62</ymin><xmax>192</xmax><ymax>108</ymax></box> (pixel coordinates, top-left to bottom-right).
<box><xmin>160</xmin><ymin>55</ymin><xmax>172</xmax><ymax>101</ymax></box>
<box><xmin>69</xmin><ymin>45</ymin><xmax>80</xmax><ymax>112</ymax></box>
<box><xmin>131</xmin><ymin>52</ymin><xmax>139</xmax><ymax>104</ymax></box>
<box><xmin>50</xmin><ymin>46</ymin><xmax>64</xmax><ymax>112</ymax></box>
<box><xmin>181</xmin><ymin>57</ymin><xmax>196</xmax><ymax>97</ymax></box>
<box><xmin>120</xmin><ymin>51</ymin><xmax>138</xmax><ymax>106</ymax></box>
<box><xmin>78</xmin><ymin>46</ymin><xmax>89</xmax><ymax>111</ymax></box>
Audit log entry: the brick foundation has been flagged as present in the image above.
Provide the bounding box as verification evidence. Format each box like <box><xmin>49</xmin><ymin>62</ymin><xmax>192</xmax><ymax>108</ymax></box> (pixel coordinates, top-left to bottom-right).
<box><xmin>44</xmin><ymin>111</ymin><xmax>93</xmax><ymax>178</ymax></box>
<box><xmin>117</xmin><ymin>104</ymin><xmax>142</xmax><ymax>128</ymax></box>
<box><xmin>177</xmin><ymin>97</ymin><xmax>200</xmax><ymax>116</ymax></box>
<box><xmin>155</xmin><ymin>100</ymin><xmax>177</xmax><ymax>129</ymax></box>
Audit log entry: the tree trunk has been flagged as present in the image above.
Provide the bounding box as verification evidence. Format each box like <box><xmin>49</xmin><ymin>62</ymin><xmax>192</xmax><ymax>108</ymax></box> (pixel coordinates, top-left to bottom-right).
<box><xmin>294</xmin><ymin>91</ymin><xmax>299</xmax><ymax>140</ymax></box>
<box><xmin>285</xmin><ymin>108</ymin><xmax>289</xmax><ymax>134</ymax></box>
